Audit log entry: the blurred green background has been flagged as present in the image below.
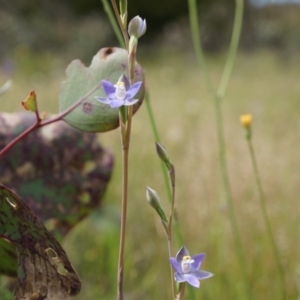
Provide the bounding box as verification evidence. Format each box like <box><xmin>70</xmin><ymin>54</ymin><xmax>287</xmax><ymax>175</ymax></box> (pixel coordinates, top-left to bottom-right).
<box><xmin>1</xmin><ymin>0</ymin><xmax>300</xmax><ymax>299</ymax></box>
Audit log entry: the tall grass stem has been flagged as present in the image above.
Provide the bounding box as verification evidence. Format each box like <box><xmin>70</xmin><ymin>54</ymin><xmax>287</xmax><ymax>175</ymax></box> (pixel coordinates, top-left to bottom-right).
<box><xmin>246</xmin><ymin>135</ymin><xmax>286</xmax><ymax>300</ymax></box>
<box><xmin>187</xmin><ymin>0</ymin><xmax>253</xmax><ymax>298</ymax></box>
<box><xmin>217</xmin><ymin>0</ymin><xmax>244</xmax><ymax>98</ymax></box>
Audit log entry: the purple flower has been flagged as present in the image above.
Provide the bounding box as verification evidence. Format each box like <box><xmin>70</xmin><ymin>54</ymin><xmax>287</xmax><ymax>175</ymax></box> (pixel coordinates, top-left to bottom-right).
<box><xmin>169</xmin><ymin>246</ymin><xmax>213</xmax><ymax>288</ymax></box>
<box><xmin>95</xmin><ymin>74</ymin><xmax>142</xmax><ymax>109</ymax></box>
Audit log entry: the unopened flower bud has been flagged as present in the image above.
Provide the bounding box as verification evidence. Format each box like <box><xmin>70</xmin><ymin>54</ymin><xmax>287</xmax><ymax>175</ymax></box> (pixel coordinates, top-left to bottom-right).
<box><xmin>146</xmin><ymin>187</ymin><xmax>167</xmax><ymax>222</ymax></box>
<box><xmin>155</xmin><ymin>142</ymin><xmax>173</xmax><ymax>170</ymax></box>
<box><xmin>146</xmin><ymin>187</ymin><xmax>161</xmax><ymax>210</ymax></box>
<box><xmin>128</xmin><ymin>16</ymin><xmax>146</xmax><ymax>38</ymax></box>
<box><xmin>155</xmin><ymin>142</ymin><xmax>168</xmax><ymax>161</ymax></box>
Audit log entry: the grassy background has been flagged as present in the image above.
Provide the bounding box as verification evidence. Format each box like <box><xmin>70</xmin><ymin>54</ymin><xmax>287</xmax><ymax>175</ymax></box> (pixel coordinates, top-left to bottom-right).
<box><xmin>1</xmin><ymin>48</ymin><xmax>300</xmax><ymax>299</ymax></box>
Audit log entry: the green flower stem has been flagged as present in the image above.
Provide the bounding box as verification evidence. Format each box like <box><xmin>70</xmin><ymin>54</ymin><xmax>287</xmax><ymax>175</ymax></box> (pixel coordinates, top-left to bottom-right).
<box><xmin>246</xmin><ymin>133</ymin><xmax>286</xmax><ymax>300</ymax></box>
<box><xmin>110</xmin><ymin>0</ymin><xmax>129</xmax><ymax>47</ymax></box>
<box><xmin>187</xmin><ymin>0</ymin><xmax>253</xmax><ymax>299</ymax></box>
<box><xmin>117</xmin><ymin>98</ymin><xmax>134</xmax><ymax>300</ymax></box>
<box><xmin>213</xmin><ymin>97</ymin><xmax>252</xmax><ymax>300</ymax></box>
<box><xmin>144</xmin><ymin>92</ymin><xmax>196</xmax><ymax>300</ymax></box>
<box><xmin>145</xmin><ymin>97</ymin><xmax>177</xmax><ymax>298</ymax></box>
<box><xmin>144</xmin><ymin>92</ymin><xmax>183</xmax><ymax>244</ymax></box>
<box><xmin>166</xmin><ymin>231</ymin><xmax>176</xmax><ymax>299</ymax></box>
<box><xmin>117</xmin><ymin>129</ymin><xmax>129</xmax><ymax>300</ymax></box>
<box><xmin>217</xmin><ymin>0</ymin><xmax>244</xmax><ymax>98</ymax></box>
<box><xmin>144</xmin><ymin>92</ymin><xmax>171</xmax><ymax>203</ymax></box>
<box><xmin>103</xmin><ymin>2</ymin><xmax>131</xmax><ymax>298</ymax></box>
<box><xmin>213</xmin><ymin>96</ymin><xmax>252</xmax><ymax>300</ymax></box>
<box><xmin>128</xmin><ymin>51</ymin><xmax>135</xmax><ymax>84</ymax></box>
<box><xmin>119</xmin><ymin>0</ymin><xmax>127</xmax><ymax>19</ymax></box>
<box><xmin>167</xmin><ymin>166</ymin><xmax>175</xmax><ymax>235</ymax></box>
<box><xmin>101</xmin><ymin>0</ymin><xmax>126</xmax><ymax>49</ymax></box>
<box><xmin>167</xmin><ymin>165</ymin><xmax>176</xmax><ymax>299</ymax></box>
<box><xmin>177</xmin><ymin>283</ymin><xmax>186</xmax><ymax>300</ymax></box>
<box><xmin>187</xmin><ymin>0</ymin><xmax>214</xmax><ymax>97</ymax></box>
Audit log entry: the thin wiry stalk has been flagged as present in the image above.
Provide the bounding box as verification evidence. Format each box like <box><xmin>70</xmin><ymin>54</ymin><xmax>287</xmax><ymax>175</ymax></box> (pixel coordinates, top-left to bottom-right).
<box><xmin>247</xmin><ymin>136</ymin><xmax>286</xmax><ymax>300</ymax></box>
<box><xmin>187</xmin><ymin>0</ymin><xmax>253</xmax><ymax>298</ymax></box>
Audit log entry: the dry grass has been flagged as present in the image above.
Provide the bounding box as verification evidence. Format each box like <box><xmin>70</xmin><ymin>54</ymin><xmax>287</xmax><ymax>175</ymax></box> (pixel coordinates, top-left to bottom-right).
<box><xmin>1</xmin><ymin>48</ymin><xmax>300</xmax><ymax>299</ymax></box>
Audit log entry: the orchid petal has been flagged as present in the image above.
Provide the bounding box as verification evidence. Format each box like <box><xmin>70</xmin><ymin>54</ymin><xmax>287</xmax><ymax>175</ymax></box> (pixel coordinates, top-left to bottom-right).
<box><xmin>123</xmin><ymin>98</ymin><xmax>139</xmax><ymax>106</ymax></box>
<box><xmin>185</xmin><ymin>274</ymin><xmax>200</xmax><ymax>288</ymax></box>
<box><xmin>191</xmin><ymin>253</ymin><xmax>205</xmax><ymax>271</ymax></box>
<box><xmin>176</xmin><ymin>246</ymin><xmax>190</xmax><ymax>266</ymax></box>
<box><xmin>174</xmin><ymin>272</ymin><xmax>186</xmax><ymax>283</ymax></box>
<box><xmin>120</xmin><ymin>74</ymin><xmax>131</xmax><ymax>90</ymax></box>
<box><xmin>125</xmin><ymin>81</ymin><xmax>142</xmax><ymax>99</ymax></box>
<box><xmin>101</xmin><ymin>80</ymin><xmax>116</xmax><ymax>97</ymax></box>
<box><xmin>169</xmin><ymin>257</ymin><xmax>182</xmax><ymax>274</ymax></box>
<box><xmin>192</xmin><ymin>270</ymin><xmax>214</xmax><ymax>280</ymax></box>
<box><xmin>94</xmin><ymin>97</ymin><xmax>112</xmax><ymax>104</ymax></box>
<box><xmin>109</xmin><ymin>100</ymin><xmax>124</xmax><ymax>108</ymax></box>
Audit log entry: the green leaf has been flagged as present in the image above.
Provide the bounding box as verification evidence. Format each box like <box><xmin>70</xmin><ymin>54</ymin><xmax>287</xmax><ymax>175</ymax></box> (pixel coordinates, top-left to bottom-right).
<box><xmin>59</xmin><ymin>47</ymin><xmax>145</xmax><ymax>132</ymax></box>
<box><xmin>0</xmin><ymin>184</ymin><xmax>81</xmax><ymax>299</ymax></box>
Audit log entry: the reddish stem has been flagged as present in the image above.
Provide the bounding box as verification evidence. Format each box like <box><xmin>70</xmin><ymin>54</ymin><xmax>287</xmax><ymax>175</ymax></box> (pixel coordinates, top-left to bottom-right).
<box><xmin>0</xmin><ymin>83</ymin><xmax>101</xmax><ymax>157</ymax></box>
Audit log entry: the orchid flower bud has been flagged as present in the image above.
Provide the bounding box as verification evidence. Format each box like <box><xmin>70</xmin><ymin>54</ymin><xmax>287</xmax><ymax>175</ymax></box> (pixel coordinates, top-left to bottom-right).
<box><xmin>146</xmin><ymin>187</ymin><xmax>167</xmax><ymax>222</ymax></box>
<box><xmin>128</xmin><ymin>16</ymin><xmax>146</xmax><ymax>38</ymax></box>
